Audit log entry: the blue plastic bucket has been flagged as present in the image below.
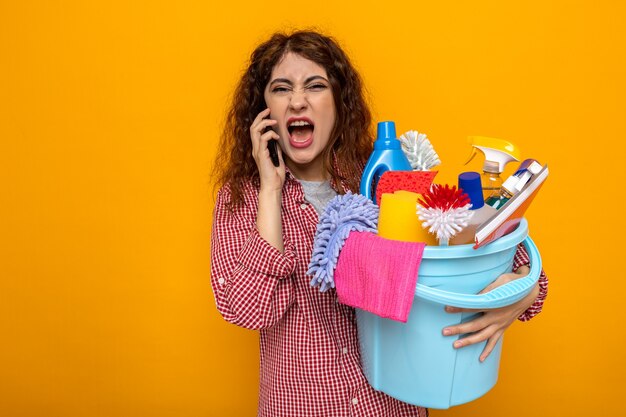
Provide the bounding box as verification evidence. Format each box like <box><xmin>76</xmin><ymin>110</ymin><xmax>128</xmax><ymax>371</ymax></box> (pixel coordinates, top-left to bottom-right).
<box><xmin>356</xmin><ymin>219</ymin><xmax>542</xmax><ymax>409</ymax></box>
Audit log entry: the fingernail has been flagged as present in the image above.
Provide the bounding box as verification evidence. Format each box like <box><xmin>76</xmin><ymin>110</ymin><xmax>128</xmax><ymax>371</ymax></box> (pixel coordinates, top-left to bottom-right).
<box><xmin>443</xmin><ymin>328</ymin><xmax>451</xmax><ymax>336</ymax></box>
<box><xmin>454</xmin><ymin>341</ymin><xmax>462</xmax><ymax>348</ymax></box>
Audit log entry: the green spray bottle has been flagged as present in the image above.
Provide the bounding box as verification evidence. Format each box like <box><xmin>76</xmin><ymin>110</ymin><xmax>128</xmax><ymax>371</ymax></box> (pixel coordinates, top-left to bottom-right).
<box><xmin>465</xmin><ymin>136</ymin><xmax>521</xmax><ymax>200</ymax></box>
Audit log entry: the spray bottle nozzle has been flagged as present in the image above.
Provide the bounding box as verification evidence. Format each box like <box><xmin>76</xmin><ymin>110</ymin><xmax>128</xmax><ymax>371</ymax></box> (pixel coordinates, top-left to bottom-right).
<box><xmin>464</xmin><ymin>136</ymin><xmax>521</xmax><ymax>173</ymax></box>
<box><xmin>482</xmin><ymin>160</ymin><xmax>500</xmax><ymax>173</ymax></box>
<box><xmin>465</xmin><ymin>147</ymin><xmax>479</xmax><ymax>165</ymax></box>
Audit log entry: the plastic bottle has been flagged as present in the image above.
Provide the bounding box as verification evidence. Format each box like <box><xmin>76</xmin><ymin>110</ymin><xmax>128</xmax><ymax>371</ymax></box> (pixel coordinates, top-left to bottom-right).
<box><xmin>512</xmin><ymin>159</ymin><xmax>543</xmax><ymax>193</ymax></box>
<box><xmin>360</xmin><ymin>121</ymin><xmax>412</xmax><ymax>202</ymax></box>
<box><xmin>450</xmin><ymin>172</ymin><xmax>498</xmax><ymax>245</ymax></box>
<box><xmin>514</xmin><ymin>159</ymin><xmax>543</xmax><ymax>177</ymax></box>
<box><xmin>465</xmin><ymin>136</ymin><xmax>521</xmax><ymax>200</ymax></box>
<box><xmin>481</xmin><ymin>161</ymin><xmax>503</xmax><ymax>200</ymax></box>
<box><xmin>485</xmin><ymin>175</ymin><xmax>520</xmax><ymax>210</ymax></box>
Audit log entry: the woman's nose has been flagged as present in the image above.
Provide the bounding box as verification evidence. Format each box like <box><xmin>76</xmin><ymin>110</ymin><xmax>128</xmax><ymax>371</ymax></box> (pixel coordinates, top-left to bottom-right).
<box><xmin>289</xmin><ymin>90</ymin><xmax>308</xmax><ymax>111</ymax></box>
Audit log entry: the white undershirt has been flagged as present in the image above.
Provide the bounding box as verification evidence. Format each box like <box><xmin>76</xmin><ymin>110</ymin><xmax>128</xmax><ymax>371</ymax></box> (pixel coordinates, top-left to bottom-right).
<box><xmin>299</xmin><ymin>180</ymin><xmax>337</xmax><ymax>215</ymax></box>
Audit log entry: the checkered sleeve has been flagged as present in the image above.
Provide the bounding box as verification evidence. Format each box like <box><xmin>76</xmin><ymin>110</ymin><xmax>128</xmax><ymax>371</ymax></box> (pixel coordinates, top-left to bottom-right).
<box><xmin>512</xmin><ymin>243</ymin><xmax>548</xmax><ymax>321</ymax></box>
<box><xmin>210</xmin><ymin>186</ymin><xmax>296</xmax><ymax>330</ymax></box>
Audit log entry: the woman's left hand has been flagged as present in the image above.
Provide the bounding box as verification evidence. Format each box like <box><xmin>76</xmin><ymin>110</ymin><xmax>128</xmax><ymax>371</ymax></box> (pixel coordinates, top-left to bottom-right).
<box><xmin>442</xmin><ymin>265</ymin><xmax>539</xmax><ymax>362</ymax></box>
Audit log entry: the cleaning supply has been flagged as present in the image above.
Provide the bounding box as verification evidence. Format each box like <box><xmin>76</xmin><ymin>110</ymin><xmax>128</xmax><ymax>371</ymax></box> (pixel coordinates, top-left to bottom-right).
<box><xmin>356</xmin><ymin>219</ymin><xmax>542</xmax><ymax>409</ymax></box>
<box><xmin>360</xmin><ymin>121</ymin><xmax>412</xmax><ymax>202</ymax></box>
<box><xmin>465</xmin><ymin>136</ymin><xmax>521</xmax><ymax>199</ymax></box>
<box><xmin>398</xmin><ymin>130</ymin><xmax>441</xmax><ymax>171</ymax></box>
<box><xmin>417</xmin><ymin>184</ymin><xmax>473</xmax><ymax>246</ymax></box>
<box><xmin>514</xmin><ymin>159</ymin><xmax>543</xmax><ymax>176</ymax></box>
<box><xmin>374</xmin><ymin>170</ymin><xmax>438</xmax><ymax>206</ymax></box>
<box><xmin>475</xmin><ymin>164</ymin><xmax>549</xmax><ymax>248</ymax></box>
<box><xmin>484</xmin><ymin>175</ymin><xmax>520</xmax><ymax>209</ymax></box>
<box><xmin>307</xmin><ymin>192</ymin><xmax>379</xmax><ymax>292</ymax></box>
<box><xmin>378</xmin><ymin>191</ymin><xmax>438</xmax><ymax>245</ymax></box>
<box><xmin>512</xmin><ymin>159</ymin><xmax>543</xmax><ymax>193</ymax></box>
<box><xmin>450</xmin><ymin>172</ymin><xmax>497</xmax><ymax>245</ymax></box>
<box><xmin>481</xmin><ymin>161</ymin><xmax>503</xmax><ymax>200</ymax></box>
<box><xmin>334</xmin><ymin>231</ymin><xmax>425</xmax><ymax>323</ymax></box>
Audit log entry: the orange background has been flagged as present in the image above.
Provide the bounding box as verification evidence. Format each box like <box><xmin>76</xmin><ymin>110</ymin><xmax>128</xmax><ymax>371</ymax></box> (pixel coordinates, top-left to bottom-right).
<box><xmin>1</xmin><ymin>1</ymin><xmax>624</xmax><ymax>416</ymax></box>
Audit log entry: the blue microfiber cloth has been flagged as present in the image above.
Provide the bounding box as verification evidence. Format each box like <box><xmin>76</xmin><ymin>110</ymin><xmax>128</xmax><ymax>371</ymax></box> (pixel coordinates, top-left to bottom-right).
<box><xmin>307</xmin><ymin>191</ymin><xmax>379</xmax><ymax>292</ymax></box>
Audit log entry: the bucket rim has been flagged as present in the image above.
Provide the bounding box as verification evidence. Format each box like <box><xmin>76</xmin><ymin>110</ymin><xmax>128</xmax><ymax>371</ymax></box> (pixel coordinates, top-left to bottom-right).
<box><xmin>422</xmin><ymin>218</ymin><xmax>528</xmax><ymax>259</ymax></box>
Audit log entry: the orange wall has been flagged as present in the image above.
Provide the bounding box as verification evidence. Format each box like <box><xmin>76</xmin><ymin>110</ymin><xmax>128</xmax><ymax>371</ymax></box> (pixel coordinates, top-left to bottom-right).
<box><xmin>1</xmin><ymin>1</ymin><xmax>624</xmax><ymax>416</ymax></box>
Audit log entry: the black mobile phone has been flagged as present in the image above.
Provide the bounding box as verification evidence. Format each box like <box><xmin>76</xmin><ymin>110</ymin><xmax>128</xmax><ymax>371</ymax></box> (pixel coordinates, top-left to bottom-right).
<box><xmin>267</xmin><ymin>139</ymin><xmax>279</xmax><ymax>167</ymax></box>
<box><xmin>263</xmin><ymin>108</ymin><xmax>280</xmax><ymax>167</ymax></box>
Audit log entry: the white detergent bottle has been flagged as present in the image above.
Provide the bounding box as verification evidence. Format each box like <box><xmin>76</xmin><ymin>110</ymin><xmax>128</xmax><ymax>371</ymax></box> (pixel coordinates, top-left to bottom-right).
<box><xmin>450</xmin><ymin>172</ymin><xmax>497</xmax><ymax>245</ymax></box>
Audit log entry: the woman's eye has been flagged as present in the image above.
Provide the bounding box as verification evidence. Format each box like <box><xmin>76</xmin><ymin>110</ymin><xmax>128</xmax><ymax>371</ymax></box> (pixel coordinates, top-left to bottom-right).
<box><xmin>307</xmin><ymin>84</ymin><xmax>327</xmax><ymax>91</ymax></box>
<box><xmin>272</xmin><ymin>86</ymin><xmax>290</xmax><ymax>93</ymax></box>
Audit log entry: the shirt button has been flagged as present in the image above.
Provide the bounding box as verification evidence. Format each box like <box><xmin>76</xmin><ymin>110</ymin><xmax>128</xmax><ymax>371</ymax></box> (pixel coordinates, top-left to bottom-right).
<box><xmin>352</xmin><ymin>398</ymin><xmax>358</xmax><ymax>405</ymax></box>
<box><xmin>217</xmin><ymin>278</ymin><xmax>225</xmax><ymax>285</ymax></box>
<box><xmin>342</xmin><ymin>347</ymin><xmax>348</xmax><ymax>354</ymax></box>
<box><xmin>300</xmin><ymin>203</ymin><xmax>308</xmax><ymax>209</ymax></box>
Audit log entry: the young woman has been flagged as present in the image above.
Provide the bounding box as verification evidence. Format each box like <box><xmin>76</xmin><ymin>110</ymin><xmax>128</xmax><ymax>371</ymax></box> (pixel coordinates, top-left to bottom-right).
<box><xmin>210</xmin><ymin>30</ymin><xmax>548</xmax><ymax>417</ymax></box>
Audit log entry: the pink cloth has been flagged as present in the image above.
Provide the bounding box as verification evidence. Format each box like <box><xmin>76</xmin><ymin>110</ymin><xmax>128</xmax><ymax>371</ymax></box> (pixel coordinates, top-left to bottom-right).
<box><xmin>334</xmin><ymin>231</ymin><xmax>426</xmax><ymax>323</ymax></box>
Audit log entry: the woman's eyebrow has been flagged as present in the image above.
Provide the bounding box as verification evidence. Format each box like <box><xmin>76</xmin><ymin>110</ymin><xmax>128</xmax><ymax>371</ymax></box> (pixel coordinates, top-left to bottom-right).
<box><xmin>268</xmin><ymin>75</ymin><xmax>329</xmax><ymax>87</ymax></box>
<box><xmin>268</xmin><ymin>78</ymin><xmax>293</xmax><ymax>87</ymax></box>
<box><xmin>304</xmin><ymin>75</ymin><xmax>329</xmax><ymax>84</ymax></box>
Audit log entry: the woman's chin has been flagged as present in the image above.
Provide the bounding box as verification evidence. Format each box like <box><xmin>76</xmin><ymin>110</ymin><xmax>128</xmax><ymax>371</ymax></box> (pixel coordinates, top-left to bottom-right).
<box><xmin>285</xmin><ymin>154</ymin><xmax>324</xmax><ymax>177</ymax></box>
<box><xmin>285</xmin><ymin>149</ymin><xmax>314</xmax><ymax>164</ymax></box>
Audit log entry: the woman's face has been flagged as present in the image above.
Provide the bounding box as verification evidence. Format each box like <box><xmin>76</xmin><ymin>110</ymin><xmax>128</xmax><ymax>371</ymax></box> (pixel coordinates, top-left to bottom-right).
<box><xmin>264</xmin><ymin>52</ymin><xmax>336</xmax><ymax>181</ymax></box>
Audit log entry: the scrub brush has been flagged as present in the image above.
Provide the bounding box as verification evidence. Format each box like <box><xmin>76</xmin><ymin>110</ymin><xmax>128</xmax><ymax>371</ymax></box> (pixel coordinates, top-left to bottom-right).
<box><xmin>399</xmin><ymin>130</ymin><xmax>441</xmax><ymax>171</ymax></box>
<box><xmin>417</xmin><ymin>184</ymin><xmax>473</xmax><ymax>246</ymax></box>
<box><xmin>308</xmin><ymin>192</ymin><xmax>379</xmax><ymax>292</ymax></box>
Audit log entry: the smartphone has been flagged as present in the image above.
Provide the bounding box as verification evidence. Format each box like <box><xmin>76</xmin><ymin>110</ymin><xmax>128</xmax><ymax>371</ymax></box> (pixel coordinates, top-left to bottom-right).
<box><xmin>263</xmin><ymin>116</ymin><xmax>280</xmax><ymax>167</ymax></box>
<box><xmin>267</xmin><ymin>139</ymin><xmax>280</xmax><ymax>167</ymax></box>
<box><xmin>263</xmin><ymin>107</ymin><xmax>280</xmax><ymax>167</ymax></box>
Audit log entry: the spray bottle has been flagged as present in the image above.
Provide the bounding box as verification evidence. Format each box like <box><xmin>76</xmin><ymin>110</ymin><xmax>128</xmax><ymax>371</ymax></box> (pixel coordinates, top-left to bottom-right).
<box><xmin>360</xmin><ymin>121</ymin><xmax>412</xmax><ymax>202</ymax></box>
<box><xmin>484</xmin><ymin>175</ymin><xmax>520</xmax><ymax>209</ymax></box>
<box><xmin>465</xmin><ymin>136</ymin><xmax>521</xmax><ymax>200</ymax></box>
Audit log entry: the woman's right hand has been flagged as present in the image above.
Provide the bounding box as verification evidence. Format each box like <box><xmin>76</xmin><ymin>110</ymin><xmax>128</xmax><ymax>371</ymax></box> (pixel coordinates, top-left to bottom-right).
<box><xmin>250</xmin><ymin>108</ymin><xmax>286</xmax><ymax>253</ymax></box>
<box><xmin>250</xmin><ymin>108</ymin><xmax>285</xmax><ymax>192</ymax></box>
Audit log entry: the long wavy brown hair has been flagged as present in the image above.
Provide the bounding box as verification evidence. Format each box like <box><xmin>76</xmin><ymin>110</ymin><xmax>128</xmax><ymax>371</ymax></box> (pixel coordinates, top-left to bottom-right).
<box><xmin>212</xmin><ymin>30</ymin><xmax>373</xmax><ymax>207</ymax></box>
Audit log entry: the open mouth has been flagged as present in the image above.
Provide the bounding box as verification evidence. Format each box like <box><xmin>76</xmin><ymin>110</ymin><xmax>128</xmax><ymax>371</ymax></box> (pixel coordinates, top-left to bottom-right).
<box><xmin>287</xmin><ymin>118</ymin><xmax>315</xmax><ymax>144</ymax></box>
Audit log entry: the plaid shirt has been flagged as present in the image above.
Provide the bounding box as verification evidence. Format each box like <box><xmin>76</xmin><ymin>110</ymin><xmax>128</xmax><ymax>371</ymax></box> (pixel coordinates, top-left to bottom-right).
<box><xmin>210</xmin><ymin>171</ymin><xmax>548</xmax><ymax>417</ymax></box>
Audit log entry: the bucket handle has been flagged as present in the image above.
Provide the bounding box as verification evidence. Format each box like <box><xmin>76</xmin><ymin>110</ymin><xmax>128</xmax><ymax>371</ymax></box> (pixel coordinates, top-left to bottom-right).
<box><xmin>414</xmin><ymin>236</ymin><xmax>541</xmax><ymax>309</ymax></box>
